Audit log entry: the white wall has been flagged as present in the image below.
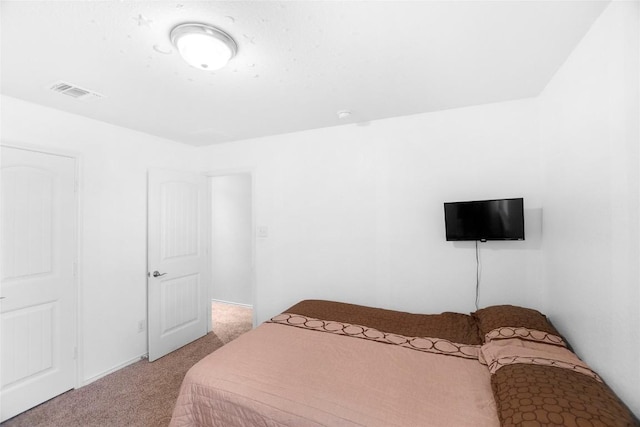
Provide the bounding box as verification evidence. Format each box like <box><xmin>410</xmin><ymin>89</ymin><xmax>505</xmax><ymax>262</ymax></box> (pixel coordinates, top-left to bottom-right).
<box><xmin>0</xmin><ymin>95</ymin><xmax>203</xmax><ymax>383</ymax></box>
<box><xmin>211</xmin><ymin>174</ymin><xmax>253</xmax><ymax>305</ymax></box>
<box><xmin>539</xmin><ymin>1</ymin><xmax>639</xmax><ymax>415</ymax></box>
<box><xmin>200</xmin><ymin>98</ymin><xmax>544</xmax><ymax>324</ymax></box>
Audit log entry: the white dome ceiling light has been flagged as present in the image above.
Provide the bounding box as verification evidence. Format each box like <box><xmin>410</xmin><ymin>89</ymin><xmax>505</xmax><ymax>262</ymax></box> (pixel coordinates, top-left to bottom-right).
<box><xmin>170</xmin><ymin>23</ymin><xmax>237</xmax><ymax>71</ymax></box>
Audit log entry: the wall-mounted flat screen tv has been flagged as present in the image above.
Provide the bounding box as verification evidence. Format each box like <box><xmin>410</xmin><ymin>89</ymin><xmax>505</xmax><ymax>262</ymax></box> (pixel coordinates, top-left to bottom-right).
<box><xmin>444</xmin><ymin>198</ymin><xmax>525</xmax><ymax>241</ymax></box>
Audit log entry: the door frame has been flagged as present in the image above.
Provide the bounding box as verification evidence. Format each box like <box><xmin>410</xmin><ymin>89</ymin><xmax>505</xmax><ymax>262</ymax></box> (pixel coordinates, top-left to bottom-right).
<box><xmin>0</xmin><ymin>142</ymin><xmax>83</xmax><ymax>389</ymax></box>
<box><xmin>205</xmin><ymin>168</ymin><xmax>257</xmax><ymax>329</ymax></box>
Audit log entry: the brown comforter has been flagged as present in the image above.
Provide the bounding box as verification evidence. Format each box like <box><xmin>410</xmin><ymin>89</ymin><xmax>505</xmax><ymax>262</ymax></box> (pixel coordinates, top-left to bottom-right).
<box><xmin>285</xmin><ymin>299</ymin><xmax>482</xmax><ymax>345</ymax></box>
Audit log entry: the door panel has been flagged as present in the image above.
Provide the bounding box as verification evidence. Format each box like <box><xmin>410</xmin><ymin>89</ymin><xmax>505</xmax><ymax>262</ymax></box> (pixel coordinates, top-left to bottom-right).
<box><xmin>2</xmin><ymin>302</ymin><xmax>55</xmax><ymax>386</ymax></box>
<box><xmin>159</xmin><ymin>273</ymin><xmax>200</xmax><ymax>335</ymax></box>
<box><xmin>148</xmin><ymin>169</ymin><xmax>207</xmax><ymax>362</ymax></box>
<box><xmin>1</xmin><ymin>167</ymin><xmax>54</xmax><ymax>279</ymax></box>
<box><xmin>1</xmin><ymin>147</ymin><xmax>76</xmax><ymax>422</ymax></box>
<box><xmin>160</xmin><ymin>181</ymin><xmax>199</xmax><ymax>259</ymax></box>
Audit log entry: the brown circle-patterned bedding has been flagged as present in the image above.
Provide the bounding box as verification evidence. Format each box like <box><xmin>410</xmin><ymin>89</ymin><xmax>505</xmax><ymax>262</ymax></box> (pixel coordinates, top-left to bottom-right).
<box><xmin>172</xmin><ymin>299</ymin><xmax>638</xmax><ymax>427</ymax></box>
<box><xmin>492</xmin><ymin>364</ymin><xmax>637</xmax><ymax>427</ymax></box>
<box><xmin>473</xmin><ymin>304</ymin><xmax>564</xmax><ymax>344</ymax></box>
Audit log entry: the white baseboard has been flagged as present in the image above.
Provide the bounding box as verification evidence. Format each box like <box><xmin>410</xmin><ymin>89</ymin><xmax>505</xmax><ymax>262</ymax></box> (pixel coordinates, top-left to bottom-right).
<box><xmin>80</xmin><ymin>353</ymin><xmax>148</xmax><ymax>387</ymax></box>
<box><xmin>211</xmin><ymin>298</ymin><xmax>253</xmax><ymax>309</ymax></box>
<box><xmin>79</xmin><ymin>300</ymin><xmax>253</xmax><ymax>389</ymax></box>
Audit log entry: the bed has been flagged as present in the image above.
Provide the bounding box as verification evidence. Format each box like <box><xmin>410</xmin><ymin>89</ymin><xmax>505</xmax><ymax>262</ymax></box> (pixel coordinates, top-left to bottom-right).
<box><xmin>170</xmin><ymin>300</ymin><xmax>637</xmax><ymax>427</ymax></box>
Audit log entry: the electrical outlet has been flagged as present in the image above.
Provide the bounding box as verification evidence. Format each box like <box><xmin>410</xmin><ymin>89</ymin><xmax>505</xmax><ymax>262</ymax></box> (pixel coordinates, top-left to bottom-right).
<box><xmin>137</xmin><ymin>320</ymin><xmax>146</xmax><ymax>333</ymax></box>
<box><xmin>257</xmin><ymin>226</ymin><xmax>269</xmax><ymax>238</ymax></box>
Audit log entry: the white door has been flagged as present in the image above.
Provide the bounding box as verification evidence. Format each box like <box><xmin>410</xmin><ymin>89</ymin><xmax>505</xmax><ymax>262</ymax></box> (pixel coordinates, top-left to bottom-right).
<box><xmin>147</xmin><ymin>169</ymin><xmax>208</xmax><ymax>362</ymax></box>
<box><xmin>0</xmin><ymin>147</ymin><xmax>77</xmax><ymax>422</ymax></box>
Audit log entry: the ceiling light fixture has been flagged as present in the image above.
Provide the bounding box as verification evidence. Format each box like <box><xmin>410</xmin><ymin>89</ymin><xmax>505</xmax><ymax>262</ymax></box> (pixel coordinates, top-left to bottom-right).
<box><xmin>170</xmin><ymin>23</ymin><xmax>237</xmax><ymax>71</ymax></box>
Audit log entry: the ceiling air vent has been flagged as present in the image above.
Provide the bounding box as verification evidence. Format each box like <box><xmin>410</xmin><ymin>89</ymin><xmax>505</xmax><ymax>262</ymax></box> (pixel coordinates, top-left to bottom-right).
<box><xmin>49</xmin><ymin>81</ymin><xmax>104</xmax><ymax>100</ymax></box>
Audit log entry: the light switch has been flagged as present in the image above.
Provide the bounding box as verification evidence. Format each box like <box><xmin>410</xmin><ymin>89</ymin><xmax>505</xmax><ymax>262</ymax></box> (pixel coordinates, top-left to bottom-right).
<box><xmin>257</xmin><ymin>226</ymin><xmax>269</xmax><ymax>238</ymax></box>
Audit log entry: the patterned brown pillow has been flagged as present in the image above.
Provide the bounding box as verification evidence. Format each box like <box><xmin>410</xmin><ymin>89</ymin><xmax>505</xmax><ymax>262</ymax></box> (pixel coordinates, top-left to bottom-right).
<box><xmin>492</xmin><ymin>364</ymin><xmax>638</xmax><ymax>427</ymax></box>
<box><xmin>473</xmin><ymin>305</ymin><xmax>564</xmax><ymax>345</ymax></box>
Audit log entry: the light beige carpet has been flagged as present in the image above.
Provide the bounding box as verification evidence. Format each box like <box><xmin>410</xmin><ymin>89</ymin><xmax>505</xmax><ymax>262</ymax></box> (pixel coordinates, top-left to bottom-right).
<box><xmin>212</xmin><ymin>301</ymin><xmax>253</xmax><ymax>344</ymax></box>
<box><xmin>2</xmin><ymin>303</ymin><xmax>253</xmax><ymax>427</ymax></box>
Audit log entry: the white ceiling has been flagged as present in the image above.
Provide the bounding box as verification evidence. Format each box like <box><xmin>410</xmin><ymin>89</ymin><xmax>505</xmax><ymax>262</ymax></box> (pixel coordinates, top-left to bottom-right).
<box><xmin>1</xmin><ymin>1</ymin><xmax>608</xmax><ymax>146</ymax></box>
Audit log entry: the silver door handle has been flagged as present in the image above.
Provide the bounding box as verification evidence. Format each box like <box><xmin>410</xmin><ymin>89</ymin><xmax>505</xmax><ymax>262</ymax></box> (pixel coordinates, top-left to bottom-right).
<box><xmin>152</xmin><ymin>271</ymin><xmax>167</xmax><ymax>277</ymax></box>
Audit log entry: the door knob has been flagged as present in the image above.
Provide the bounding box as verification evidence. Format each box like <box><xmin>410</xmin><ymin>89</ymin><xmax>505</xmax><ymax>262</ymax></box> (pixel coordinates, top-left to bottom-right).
<box><xmin>152</xmin><ymin>271</ymin><xmax>167</xmax><ymax>277</ymax></box>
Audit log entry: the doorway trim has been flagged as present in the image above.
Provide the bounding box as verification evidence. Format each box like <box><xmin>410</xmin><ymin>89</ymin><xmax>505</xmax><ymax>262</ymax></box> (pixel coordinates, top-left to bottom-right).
<box><xmin>0</xmin><ymin>142</ymin><xmax>83</xmax><ymax>389</ymax></box>
<box><xmin>205</xmin><ymin>168</ymin><xmax>257</xmax><ymax>329</ymax></box>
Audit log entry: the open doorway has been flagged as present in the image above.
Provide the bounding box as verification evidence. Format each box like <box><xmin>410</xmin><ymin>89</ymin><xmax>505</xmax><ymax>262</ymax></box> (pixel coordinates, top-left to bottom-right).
<box><xmin>209</xmin><ymin>173</ymin><xmax>254</xmax><ymax>334</ymax></box>
<box><xmin>211</xmin><ymin>301</ymin><xmax>253</xmax><ymax>343</ymax></box>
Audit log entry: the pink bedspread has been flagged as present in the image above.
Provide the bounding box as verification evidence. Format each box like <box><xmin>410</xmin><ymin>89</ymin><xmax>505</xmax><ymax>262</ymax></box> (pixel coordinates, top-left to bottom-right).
<box><xmin>170</xmin><ymin>321</ymin><xmax>499</xmax><ymax>427</ymax></box>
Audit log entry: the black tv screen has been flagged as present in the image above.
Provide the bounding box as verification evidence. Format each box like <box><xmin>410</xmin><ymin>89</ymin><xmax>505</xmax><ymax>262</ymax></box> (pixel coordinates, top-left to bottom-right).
<box><xmin>444</xmin><ymin>198</ymin><xmax>525</xmax><ymax>241</ymax></box>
